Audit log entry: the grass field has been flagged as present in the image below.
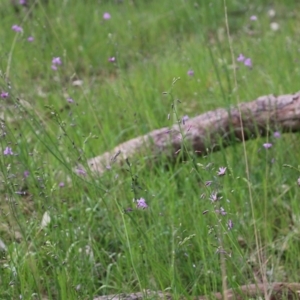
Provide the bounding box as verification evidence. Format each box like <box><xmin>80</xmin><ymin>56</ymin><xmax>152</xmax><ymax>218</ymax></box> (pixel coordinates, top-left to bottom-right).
<box><xmin>1</xmin><ymin>0</ymin><xmax>300</xmax><ymax>299</ymax></box>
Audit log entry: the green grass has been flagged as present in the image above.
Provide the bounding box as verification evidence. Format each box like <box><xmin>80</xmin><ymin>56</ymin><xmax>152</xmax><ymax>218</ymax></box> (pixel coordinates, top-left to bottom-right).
<box><xmin>1</xmin><ymin>0</ymin><xmax>300</xmax><ymax>299</ymax></box>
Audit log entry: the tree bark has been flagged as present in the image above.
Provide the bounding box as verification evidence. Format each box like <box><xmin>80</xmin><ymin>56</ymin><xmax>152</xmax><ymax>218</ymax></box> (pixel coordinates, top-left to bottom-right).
<box><xmin>87</xmin><ymin>92</ymin><xmax>300</xmax><ymax>175</ymax></box>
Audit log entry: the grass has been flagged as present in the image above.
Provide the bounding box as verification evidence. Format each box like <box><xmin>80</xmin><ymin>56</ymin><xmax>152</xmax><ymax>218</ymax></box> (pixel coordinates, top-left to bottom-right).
<box><xmin>0</xmin><ymin>0</ymin><xmax>300</xmax><ymax>299</ymax></box>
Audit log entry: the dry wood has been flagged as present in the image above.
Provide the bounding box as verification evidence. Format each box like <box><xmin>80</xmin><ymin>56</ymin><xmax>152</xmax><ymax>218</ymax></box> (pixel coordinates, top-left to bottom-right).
<box><xmin>93</xmin><ymin>282</ymin><xmax>300</xmax><ymax>300</ymax></box>
<box><xmin>87</xmin><ymin>92</ymin><xmax>300</xmax><ymax>175</ymax></box>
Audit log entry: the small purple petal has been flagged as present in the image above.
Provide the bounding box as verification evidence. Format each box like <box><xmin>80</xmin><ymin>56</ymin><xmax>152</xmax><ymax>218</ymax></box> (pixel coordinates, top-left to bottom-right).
<box><xmin>136</xmin><ymin>198</ymin><xmax>148</xmax><ymax>209</ymax></box>
<box><xmin>51</xmin><ymin>65</ymin><xmax>58</xmax><ymax>71</ymax></box>
<box><xmin>263</xmin><ymin>143</ymin><xmax>272</xmax><ymax>149</ymax></box>
<box><xmin>3</xmin><ymin>147</ymin><xmax>13</xmax><ymax>156</ymax></box>
<box><xmin>273</xmin><ymin>131</ymin><xmax>281</xmax><ymax>138</ymax></box>
<box><xmin>244</xmin><ymin>58</ymin><xmax>252</xmax><ymax>67</ymax></box>
<box><xmin>182</xmin><ymin>115</ymin><xmax>189</xmax><ymax>125</ymax></box>
<box><xmin>0</xmin><ymin>92</ymin><xmax>9</xmax><ymax>99</ymax></box>
<box><xmin>19</xmin><ymin>0</ymin><xmax>26</xmax><ymax>4</ymax></box>
<box><xmin>24</xmin><ymin>170</ymin><xmax>29</xmax><ymax>178</ymax></box>
<box><xmin>187</xmin><ymin>69</ymin><xmax>194</xmax><ymax>76</ymax></box>
<box><xmin>237</xmin><ymin>54</ymin><xmax>245</xmax><ymax>62</ymax></box>
<box><xmin>103</xmin><ymin>12</ymin><xmax>111</xmax><ymax>20</ymax></box>
<box><xmin>12</xmin><ymin>25</ymin><xmax>23</xmax><ymax>32</ymax></box>
<box><xmin>59</xmin><ymin>182</ymin><xmax>65</xmax><ymax>188</ymax></box>
<box><xmin>27</xmin><ymin>36</ymin><xmax>34</xmax><ymax>42</ymax></box>
<box><xmin>217</xmin><ymin>167</ymin><xmax>227</xmax><ymax>176</ymax></box>
<box><xmin>76</xmin><ymin>168</ymin><xmax>86</xmax><ymax>176</ymax></box>
<box><xmin>52</xmin><ymin>57</ymin><xmax>62</xmax><ymax>65</ymax></box>
<box><xmin>108</xmin><ymin>57</ymin><xmax>116</xmax><ymax>62</ymax></box>
<box><xmin>67</xmin><ymin>97</ymin><xmax>74</xmax><ymax>103</ymax></box>
<box><xmin>227</xmin><ymin>219</ymin><xmax>233</xmax><ymax>230</ymax></box>
<box><xmin>250</xmin><ymin>15</ymin><xmax>257</xmax><ymax>21</ymax></box>
<box><xmin>209</xmin><ymin>192</ymin><xmax>218</xmax><ymax>202</ymax></box>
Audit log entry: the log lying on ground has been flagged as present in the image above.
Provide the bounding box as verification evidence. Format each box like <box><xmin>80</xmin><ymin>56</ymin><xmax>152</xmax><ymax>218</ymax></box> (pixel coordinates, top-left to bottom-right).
<box><xmin>88</xmin><ymin>92</ymin><xmax>300</xmax><ymax>175</ymax></box>
<box><xmin>93</xmin><ymin>282</ymin><xmax>300</xmax><ymax>300</ymax></box>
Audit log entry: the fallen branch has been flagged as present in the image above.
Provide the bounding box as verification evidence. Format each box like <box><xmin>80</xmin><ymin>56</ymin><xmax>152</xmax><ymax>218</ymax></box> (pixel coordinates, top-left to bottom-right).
<box><xmin>93</xmin><ymin>282</ymin><xmax>300</xmax><ymax>300</ymax></box>
<box><xmin>88</xmin><ymin>92</ymin><xmax>300</xmax><ymax>175</ymax></box>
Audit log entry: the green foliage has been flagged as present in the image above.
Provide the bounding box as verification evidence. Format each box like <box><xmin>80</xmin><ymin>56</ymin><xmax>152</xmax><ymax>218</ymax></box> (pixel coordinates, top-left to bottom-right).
<box><xmin>0</xmin><ymin>0</ymin><xmax>300</xmax><ymax>299</ymax></box>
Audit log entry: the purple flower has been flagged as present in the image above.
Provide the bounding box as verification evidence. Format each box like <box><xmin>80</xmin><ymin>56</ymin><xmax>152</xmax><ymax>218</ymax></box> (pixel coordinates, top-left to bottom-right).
<box><xmin>24</xmin><ymin>170</ymin><xmax>29</xmax><ymax>178</ymax></box>
<box><xmin>76</xmin><ymin>168</ymin><xmax>86</xmax><ymax>176</ymax></box>
<box><xmin>136</xmin><ymin>198</ymin><xmax>148</xmax><ymax>209</ymax></box>
<box><xmin>108</xmin><ymin>57</ymin><xmax>116</xmax><ymax>62</ymax></box>
<box><xmin>52</xmin><ymin>57</ymin><xmax>62</xmax><ymax>65</ymax></box>
<box><xmin>59</xmin><ymin>182</ymin><xmax>65</xmax><ymax>188</ymax></box>
<box><xmin>250</xmin><ymin>15</ymin><xmax>257</xmax><ymax>21</ymax></box>
<box><xmin>237</xmin><ymin>54</ymin><xmax>245</xmax><ymax>62</ymax></box>
<box><xmin>244</xmin><ymin>58</ymin><xmax>252</xmax><ymax>67</ymax></box>
<box><xmin>217</xmin><ymin>167</ymin><xmax>227</xmax><ymax>176</ymax></box>
<box><xmin>103</xmin><ymin>12</ymin><xmax>111</xmax><ymax>20</ymax></box>
<box><xmin>209</xmin><ymin>192</ymin><xmax>218</xmax><ymax>202</ymax></box>
<box><xmin>227</xmin><ymin>219</ymin><xmax>233</xmax><ymax>230</ymax></box>
<box><xmin>67</xmin><ymin>97</ymin><xmax>74</xmax><ymax>103</ymax></box>
<box><xmin>187</xmin><ymin>69</ymin><xmax>194</xmax><ymax>76</ymax></box>
<box><xmin>205</xmin><ymin>181</ymin><xmax>213</xmax><ymax>186</ymax></box>
<box><xmin>273</xmin><ymin>131</ymin><xmax>281</xmax><ymax>138</ymax></box>
<box><xmin>51</xmin><ymin>65</ymin><xmax>58</xmax><ymax>71</ymax></box>
<box><xmin>1</xmin><ymin>92</ymin><xmax>9</xmax><ymax>98</ymax></box>
<box><xmin>12</xmin><ymin>25</ymin><xmax>23</xmax><ymax>32</ymax></box>
<box><xmin>182</xmin><ymin>115</ymin><xmax>189</xmax><ymax>125</ymax></box>
<box><xmin>215</xmin><ymin>207</ymin><xmax>227</xmax><ymax>215</ymax></box>
<box><xmin>27</xmin><ymin>36</ymin><xmax>34</xmax><ymax>42</ymax></box>
<box><xmin>3</xmin><ymin>147</ymin><xmax>13</xmax><ymax>155</ymax></box>
<box><xmin>19</xmin><ymin>0</ymin><xmax>26</xmax><ymax>4</ymax></box>
<box><xmin>263</xmin><ymin>143</ymin><xmax>272</xmax><ymax>149</ymax></box>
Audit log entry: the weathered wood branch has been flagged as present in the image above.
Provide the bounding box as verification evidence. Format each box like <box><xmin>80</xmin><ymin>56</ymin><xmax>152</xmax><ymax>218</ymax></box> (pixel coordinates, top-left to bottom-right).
<box><xmin>88</xmin><ymin>92</ymin><xmax>300</xmax><ymax>175</ymax></box>
<box><xmin>93</xmin><ymin>282</ymin><xmax>300</xmax><ymax>300</ymax></box>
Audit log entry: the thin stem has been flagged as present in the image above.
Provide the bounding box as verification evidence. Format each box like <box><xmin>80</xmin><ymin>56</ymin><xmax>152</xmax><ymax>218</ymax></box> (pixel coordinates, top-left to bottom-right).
<box><xmin>223</xmin><ymin>1</ymin><xmax>268</xmax><ymax>299</ymax></box>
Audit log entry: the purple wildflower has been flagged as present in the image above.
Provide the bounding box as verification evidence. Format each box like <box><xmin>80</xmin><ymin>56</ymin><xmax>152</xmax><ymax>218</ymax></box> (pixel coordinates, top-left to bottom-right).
<box><xmin>103</xmin><ymin>12</ymin><xmax>111</xmax><ymax>20</ymax></box>
<box><xmin>108</xmin><ymin>57</ymin><xmax>116</xmax><ymax>62</ymax></box>
<box><xmin>24</xmin><ymin>170</ymin><xmax>29</xmax><ymax>178</ymax></box>
<box><xmin>263</xmin><ymin>143</ymin><xmax>272</xmax><ymax>149</ymax></box>
<box><xmin>237</xmin><ymin>54</ymin><xmax>245</xmax><ymax>62</ymax></box>
<box><xmin>209</xmin><ymin>192</ymin><xmax>218</xmax><ymax>202</ymax></box>
<box><xmin>227</xmin><ymin>219</ymin><xmax>233</xmax><ymax>230</ymax></box>
<box><xmin>273</xmin><ymin>131</ymin><xmax>281</xmax><ymax>138</ymax></box>
<box><xmin>250</xmin><ymin>15</ymin><xmax>257</xmax><ymax>21</ymax></box>
<box><xmin>52</xmin><ymin>57</ymin><xmax>62</xmax><ymax>65</ymax></box>
<box><xmin>215</xmin><ymin>207</ymin><xmax>227</xmax><ymax>216</ymax></box>
<box><xmin>1</xmin><ymin>92</ymin><xmax>9</xmax><ymax>98</ymax></box>
<box><xmin>76</xmin><ymin>168</ymin><xmax>86</xmax><ymax>176</ymax></box>
<box><xmin>27</xmin><ymin>36</ymin><xmax>34</xmax><ymax>42</ymax></box>
<box><xmin>244</xmin><ymin>58</ymin><xmax>252</xmax><ymax>67</ymax></box>
<box><xmin>205</xmin><ymin>181</ymin><xmax>213</xmax><ymax>186</ymax></box>
<box><xmin>182</xmin><ymin>115</ymin><xmax>189</xmax><ymax>125</ymax></box>
<box><xmin>59</xmin><ymin>182</ymin><xmax>65</xmax><ymax>188</ymax></box>
<box><xmin>67</xmin><ymin>97</ymin><xmax>74</xmax><ymax>103</ymax></box>
<box><xmin>51</xmin><ymin>65</ymin><xmax>57</xmax><ymax>71</ymax></box>
<box><xmin>19</xmin><ymin>0</ymin><xmax>26</xmax><ymax>4</ymax></box>
<box><xmin>136</xmin><ymin>198</ymin><xmax>148</xmax><ymax>209</ymax></box>
<box><xmin>3</xmin><ymin>147</ymin><xmax>13</xmax><ymax>155</ymax></box>
<box><xmin>12</xmin><ymin>25</ymin><xmax>23</xmax><ymax>32</ymax></box>
<box><xmin>187</xmin><ymin>69</ymin><xmax>194</xmax><ymax>76</ymax></box>
<box><xmin>217</xmin><ymin>167</ymin><xmax>227</xmax><ymax>176</ymax></box>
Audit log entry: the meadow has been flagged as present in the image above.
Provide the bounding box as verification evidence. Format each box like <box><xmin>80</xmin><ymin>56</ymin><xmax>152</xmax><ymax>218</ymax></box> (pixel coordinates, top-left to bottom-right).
<box><xmin>0</xmin><ymin>0</ymin><xmax>300</xmax><ymax>299</ymax></box>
